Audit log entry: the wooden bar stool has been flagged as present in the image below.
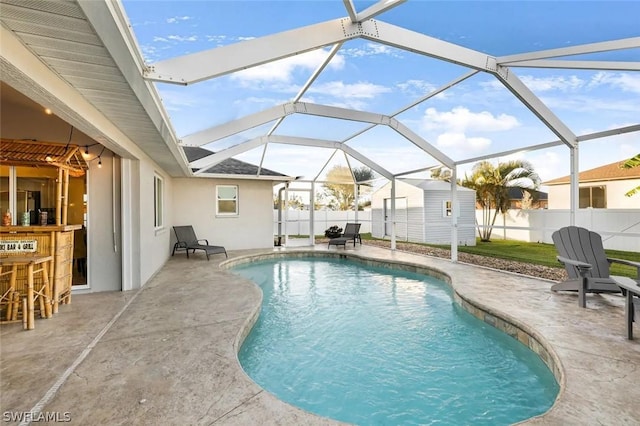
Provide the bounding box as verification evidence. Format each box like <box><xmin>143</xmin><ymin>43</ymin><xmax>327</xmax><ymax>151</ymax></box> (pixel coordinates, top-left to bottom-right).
<box><xmin>0</xmin><ymin>255</ymin><xmax>53</xmax><ymax>330</ymax></box>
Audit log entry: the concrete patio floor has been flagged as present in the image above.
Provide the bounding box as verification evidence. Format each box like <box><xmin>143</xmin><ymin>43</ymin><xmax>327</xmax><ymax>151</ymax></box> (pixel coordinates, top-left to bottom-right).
<box><xmin>1</xmin><ymin>244</ymin><xmax>639</xmax><ymax>425</ymax></box>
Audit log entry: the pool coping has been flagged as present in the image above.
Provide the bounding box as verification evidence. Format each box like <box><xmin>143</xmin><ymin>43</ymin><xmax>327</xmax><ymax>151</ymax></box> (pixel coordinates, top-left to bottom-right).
<box><xmin>221</xmin><ymin>249</ymin><xmax>566</xmax><ymax>424</ymax></box>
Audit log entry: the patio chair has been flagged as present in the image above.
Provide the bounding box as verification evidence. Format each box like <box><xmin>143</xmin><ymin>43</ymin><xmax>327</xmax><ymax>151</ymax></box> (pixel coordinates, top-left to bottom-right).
<box><xmin>328</xmin><ymin>223</ymin><xmax>362</xmax><ymax>248</ymax></box>
<box><xmin>172</xmin><ymin>226</ymin><xmax>227</xmax><ymax>261</ymax></box>
<box><xmin>552</xmin><ymin>226</ymin><xmax>640</xmax><ymax>308</ymax></box>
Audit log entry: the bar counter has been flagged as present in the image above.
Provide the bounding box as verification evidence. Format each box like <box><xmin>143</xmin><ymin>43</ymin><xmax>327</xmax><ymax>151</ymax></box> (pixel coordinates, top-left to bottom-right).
<box><xmin>1</xmin><ymin>224</ymin><xmax>82</xmax><ymax>313</ymax></box>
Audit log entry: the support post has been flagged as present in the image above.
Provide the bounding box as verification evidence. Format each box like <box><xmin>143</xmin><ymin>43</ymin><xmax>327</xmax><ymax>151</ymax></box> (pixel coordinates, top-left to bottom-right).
<box><xmin>450</xmin><ymin>168</ymin><xmax>458</xmax><ymax>262</ymax></box>
<box><xmin>391</xmin><ymin>178</ymin><xmax>396</xmax><ymax>251</ymax></box>
<box><xmin>310</xmin><ymin>182</ymin><xmax>316</xmax><ymax>246</ymax></box>
<box><xmin>570</xmin><ymin>146</ymin><xmax>579</xmax><ymax>226</ymax></box>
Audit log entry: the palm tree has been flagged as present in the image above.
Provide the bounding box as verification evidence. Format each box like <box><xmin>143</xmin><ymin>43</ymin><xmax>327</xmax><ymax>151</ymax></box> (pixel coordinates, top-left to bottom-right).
<box><xmin>622</xmin><ymin>153</ymin><xmax>640</xmax><ymax>197</ymax></box>
<box><xmin>462</xmin><ymin>160</ymin><xmax>540</xmax><ymax>242</ymax></box>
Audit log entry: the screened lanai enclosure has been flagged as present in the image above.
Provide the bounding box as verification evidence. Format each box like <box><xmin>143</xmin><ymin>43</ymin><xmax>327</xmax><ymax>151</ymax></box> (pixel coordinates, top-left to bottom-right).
<box><xmin>3</xmin><ymin>0</ymin><xmax>639</xmax><ymax>259</ymax></box>
<box><xmin>120</xmin><ymin>0</ymin><xmax>639</xmax><ymax>255</ymax></box>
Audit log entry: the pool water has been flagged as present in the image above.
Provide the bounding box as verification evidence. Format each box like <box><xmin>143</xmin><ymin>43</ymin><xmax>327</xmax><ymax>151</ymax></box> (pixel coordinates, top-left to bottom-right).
<box><xmin>234</xmin><ymin>258</ymin><xmax>558</xmax><ymax>425</ymax></box>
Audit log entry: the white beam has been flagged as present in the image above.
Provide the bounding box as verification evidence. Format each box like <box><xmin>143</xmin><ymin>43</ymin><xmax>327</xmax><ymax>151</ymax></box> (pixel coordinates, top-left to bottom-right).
<box><xmin>366</xmin><ymin>20</ymin><xmax>492</xmax><ymax>71</ymax></box>
<box><xmin>268</xmin><ymin>43</ymin><xmax>344</xmax><ymax>136</ymax></box>
<box><xmin>494</xmin><ymin>65</ymin><xmax>577</xmax><ymax>148</ymax></box>
<box><xmin>268</xmin><ymin>135</ymin><xmax>394</xmax><ymax>180</ymax></box>
<box><xmin>394</xmin><ymin>164</ymin><xmax>441</xmax><ymax>177</ymax></box>
<box><xmin>342</xmin><ymin>70</ymin><xmax>478</xmax><ymax>143</ymax></box>
<box><xmin>181</xmin><ymin>103</ymin><xmax>290</xmax><ymax>146</ymax></box>
<box><xmin>342</xmin><ymin>0</ymin><xmax>357</xmax><ymax>22</ymax></box>
<box><xmin>456</xmin><ymin>123</ymin><xmax>640</xmax><ymax>166</ymax></box>
<box><xmin>342</xmin><ymin>144</ymin><xmax>394</xmax><ymax>180</ymax></box>
<box><xmin>297</xmin><ymin>102</ymin><xmax>389</xmax><ymax>124</ymax></box>
<box><xmin>145</xmin><ymin>18</ymin><xmax>360</xmax><ymax>84</ymax></box>
<box><xmin>497</xmin><ymin>37</ymin><xmax>640</xmax><ymax>64</ymax></box>
<box><xmin>576</xmin><ymin>124</ymin><xmax>640</xmax><ymax>142</ymax></box>
<box><xmin>390</xmin><ymin>119</ymin><xmax>455</xmax><ymax>168</ymax></box>
<box><xmin>356</xmin><ymin>0</ymin><xmax>407</xmax><ymax>22</ymax></box>
<box><xmin>190</xmin><ymin>136</ymin><xmax>267</xmax><ymax>173</ymax></box>
<box><xmin>502</xmin><ymin>60</ymin><xmax>640</xmax><ymax>71</ymax></box>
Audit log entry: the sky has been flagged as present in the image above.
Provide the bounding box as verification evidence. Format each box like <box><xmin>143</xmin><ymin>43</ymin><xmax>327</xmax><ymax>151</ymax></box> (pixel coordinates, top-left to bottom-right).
<box><xmin>121</xmin><ymin>1</ymin><xmax>640</xmax><ymax>188</ymax></box>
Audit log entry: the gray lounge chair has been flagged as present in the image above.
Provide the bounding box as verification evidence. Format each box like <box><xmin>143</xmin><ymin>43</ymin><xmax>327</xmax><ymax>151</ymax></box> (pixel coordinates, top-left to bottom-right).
<box><xmin>552</xmin><ymin>226</ymin><xmax>640</xmax><ymax>307</ymax></box>
<box><xmin>328</xmin><ymin>223</ymin><xmax>362</xmax><ymax>248</ymax></box>
<box><xmin>172</xmin><ymin>226</ymin><xmax>227</xmax><ymax>261</ymax></box>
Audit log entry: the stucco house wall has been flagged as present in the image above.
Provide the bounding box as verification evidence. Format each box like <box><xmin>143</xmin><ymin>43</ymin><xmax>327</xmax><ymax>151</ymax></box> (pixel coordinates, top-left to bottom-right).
<box><xmin>172</xmin><ymin>178</ymin><xmax>276</xmax><ymax>251</ymax></box>
<box><xmin>547</xmin><ymin>179</ymin><xmax>640</xmax><ymax>209</ymax></box>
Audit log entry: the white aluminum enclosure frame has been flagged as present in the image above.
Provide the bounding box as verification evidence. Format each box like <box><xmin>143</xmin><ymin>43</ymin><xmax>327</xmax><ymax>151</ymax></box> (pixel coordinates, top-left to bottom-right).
<box><xmin>132</xmin><ymin>0</ymin><xmax>639</xmax><ymax>257</ymax></box>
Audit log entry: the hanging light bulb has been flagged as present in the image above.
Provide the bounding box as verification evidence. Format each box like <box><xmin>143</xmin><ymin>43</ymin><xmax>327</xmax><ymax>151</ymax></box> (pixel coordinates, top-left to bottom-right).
<box><xmin>45</xmin><ymin>153</ymin><xmax>53</xmax><ymax>162</ymax></box>
<box><xmin>83</xmin><ymin>145</ymin><xmax>90</xmax><ymax>158</ymax></box>
<box><xmin>97</xmin><ymin>157</ymin><xmax>102</xmax><ymax>168</ymax></box>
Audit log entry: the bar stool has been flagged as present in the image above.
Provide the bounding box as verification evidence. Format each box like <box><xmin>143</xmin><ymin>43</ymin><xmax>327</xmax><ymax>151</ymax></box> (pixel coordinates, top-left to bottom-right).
<box><xmin>0</xmin><ymin>255</ymin><xmax>53</xmax><ymax>330</ymax></box>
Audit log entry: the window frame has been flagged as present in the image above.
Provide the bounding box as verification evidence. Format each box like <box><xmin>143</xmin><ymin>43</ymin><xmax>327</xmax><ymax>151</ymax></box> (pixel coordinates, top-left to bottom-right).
<box><xmin>442</xmin><ymin>200</ymin><xmax>452</xmax><ymax>217</ymax></box>
<box><xmin>216</xmin><ymin>184</ymin><xmax>239</xmax><ymax>216</ymax></box>
<box><xmin>154</xmin><ymin>174</ymin><xmax>164</xmax><ymax>229</ymax></box>
<box><xmin>579</xmin><ymin>185</ymin><xmax>606</xmax><ymax>208</ymax></box>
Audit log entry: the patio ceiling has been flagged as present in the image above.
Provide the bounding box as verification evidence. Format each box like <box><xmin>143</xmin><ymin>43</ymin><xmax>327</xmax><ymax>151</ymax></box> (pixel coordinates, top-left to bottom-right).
<box><xmin>0</xmin><ymin>0</ymin><xmax>189</xmax><ymax>176</ymax></box>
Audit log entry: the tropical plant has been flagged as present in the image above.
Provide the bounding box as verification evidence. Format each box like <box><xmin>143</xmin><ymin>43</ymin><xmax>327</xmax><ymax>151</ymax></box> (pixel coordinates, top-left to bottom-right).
<box><xmin>461</xmin><ymin>160</ymin><xmax>540</xmax><ymax>242</ymax></box>
<box><xmin>430</xmin><ymin>166</ymin><xmax>452</xmax><ymax>181</ymax></box>
<box><xmin>622</xmin><ymin>153</ymin><xmax>640</xmax><ymax>197</ymax></box>
<box><xmin>323</xmin><ymin>165</ymin><xmax>375</xmax><ymax>210</ymax></box>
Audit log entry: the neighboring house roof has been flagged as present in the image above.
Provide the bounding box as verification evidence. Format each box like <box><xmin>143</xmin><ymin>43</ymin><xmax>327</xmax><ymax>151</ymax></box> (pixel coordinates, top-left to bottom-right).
<box><xmin>543</xmin><ymin>160</ymin><xmax>640</xmax><ymax>185</ymax></box>
<box><xmin>399</xmin><ymin>178</ymin><xmax>474</xmax><ymax>192</ymax></box>
<box><xmin>182</xmin><ymin>146</ymin><xmax>288</xmax><ymax>177</ymax></box>
<box><xmin>507</xmin><ymin>187</ymin><xmax>548</xmax><ymax>200</ymax></box>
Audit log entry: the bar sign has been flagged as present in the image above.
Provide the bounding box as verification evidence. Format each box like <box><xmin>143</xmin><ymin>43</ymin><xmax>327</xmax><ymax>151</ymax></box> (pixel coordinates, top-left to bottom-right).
<box><xmin>0</xmin><ymin>240</ymin><xmax>38</xmax><ymax>253</ymax></box>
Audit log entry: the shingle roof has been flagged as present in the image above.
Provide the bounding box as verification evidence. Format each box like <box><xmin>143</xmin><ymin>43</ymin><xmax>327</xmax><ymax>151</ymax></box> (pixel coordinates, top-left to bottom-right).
<box><xmin>507</xmin><ymin>187</ymin><xmax>548</xmax><ymax>200</ymax></box>
<box><xmin>182</xmin><ymin>146</ymin><xmax>288</xmax><ymax>177</ymax></box>
<box><xmin>543</xmin><ymin>160</ymin><xmax>640</xmax><ymax>186</ymax></box>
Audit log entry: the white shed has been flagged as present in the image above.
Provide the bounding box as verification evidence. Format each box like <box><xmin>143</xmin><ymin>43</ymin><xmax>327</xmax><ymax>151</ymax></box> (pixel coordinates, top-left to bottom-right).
<box><xmin>371</xmin><ymin>179</ymin><xmax>476</xmax><ymax>246</ymax></box>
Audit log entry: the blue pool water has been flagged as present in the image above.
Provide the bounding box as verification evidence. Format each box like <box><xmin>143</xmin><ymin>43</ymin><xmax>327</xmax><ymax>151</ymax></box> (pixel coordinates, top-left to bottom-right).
<box><xmin>234</xmin><ymin>258</ymin><xmax>558</xmax><ymax>425</ymax></box>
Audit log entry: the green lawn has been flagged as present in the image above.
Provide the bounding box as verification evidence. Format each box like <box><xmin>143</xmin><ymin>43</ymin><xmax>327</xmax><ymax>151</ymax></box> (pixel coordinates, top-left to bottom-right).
<box><xmin>361</xmin><ymin>234</ymin><xmax>639</xmax><ymax>279</ymax></box>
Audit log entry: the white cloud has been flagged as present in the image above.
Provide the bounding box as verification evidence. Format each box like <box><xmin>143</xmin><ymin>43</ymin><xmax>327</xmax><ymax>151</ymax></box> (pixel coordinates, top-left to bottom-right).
<box><xmin>343</xmin><ymin>43</ymin><xmax>403</xmax><ymax>58</ymax></box>
<box><xmin>231</xmin><ymin>49</ymin><xmax>345</xmax><ymax>83</ymax></box>
<box><xmin>436</xmin><ymin>132</ymin><xmax>491</xmax><ymax>152</ymax></box>
<box><xmin>589</xmin><ymin>72</ymin><xmax>640</xmax><ymax>94</ymax></box>
<box><xmin>422</xmin><ymin>107</ymin><xmax>520</xmax><ymax>132</ymax></box>
<box><xmin>396</xmin><ymin>80</ymin><xmax>447</xmax><ymax>98</ymax></box>
<box><xmin>519</xmin><ymin>75</ymin><xmax>585</xmax><ymax>92</ymax></box>
<box><xmin>308</xmin><ymin>81</ymin><xmax>391</xmax><ymax>99</ymax></box>
<box><xmin>166</xmin><ymin>16</ymin><xmax>192</xmax><ymax>24</ymax></box>
<box><xmin>167</xmin><ymin>35</ymin><xmax>198</xmax><ymax>42</ymax></box>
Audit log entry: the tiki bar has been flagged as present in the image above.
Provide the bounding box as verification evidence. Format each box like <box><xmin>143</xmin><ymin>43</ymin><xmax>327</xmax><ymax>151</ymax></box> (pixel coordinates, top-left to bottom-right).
<box><xmin>1</xmin><ymin>139</ymin><xmax>88</xmax><ymax>329</ymax></box>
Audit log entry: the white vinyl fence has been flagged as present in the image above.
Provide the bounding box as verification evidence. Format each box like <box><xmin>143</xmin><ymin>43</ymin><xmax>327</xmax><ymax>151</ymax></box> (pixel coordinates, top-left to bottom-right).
<box><xmin>274</xmin><ymin>210</ymin><xmax>372</xmax><ymax>237</ymax></box>
<box><xmin>473</xmin><ymin>209</ymin><xmax>640</xmax><ymax>252</ymax></box>
<box><xmin>274</xmin><ymin>208</ymin><xmax>639</xmax><ymax>252</ymax></box>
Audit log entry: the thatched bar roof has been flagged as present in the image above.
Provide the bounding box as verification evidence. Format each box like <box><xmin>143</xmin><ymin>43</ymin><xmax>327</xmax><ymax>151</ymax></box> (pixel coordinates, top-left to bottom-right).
<box><xmin>0</xmin><ymin>139</ymin><xmax>89</xmax><ymax>176</ymax></box>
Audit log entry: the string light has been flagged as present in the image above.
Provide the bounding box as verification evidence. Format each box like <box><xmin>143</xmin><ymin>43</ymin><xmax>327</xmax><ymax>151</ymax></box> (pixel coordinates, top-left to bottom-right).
<box><xmin>44</xmin><ymin>108</ymin><xmax>52</xmax><ymax>115</ymax></box>
<box><xmin>45</xmin><ymin>153</ymin><xmax>53</xmax><ymax>162</ymax></box>
<box><xmin>96</xmin><ymin>146</ymin><xmax>105</xmax><ymax>169</ymax></box>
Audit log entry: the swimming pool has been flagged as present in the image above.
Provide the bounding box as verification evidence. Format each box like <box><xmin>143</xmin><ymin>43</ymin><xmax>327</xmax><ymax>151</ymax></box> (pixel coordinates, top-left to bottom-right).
<box><xmin>234</xmin><ymin>257</ymin><xmax>558</xmax><ymax>425</ymax></box>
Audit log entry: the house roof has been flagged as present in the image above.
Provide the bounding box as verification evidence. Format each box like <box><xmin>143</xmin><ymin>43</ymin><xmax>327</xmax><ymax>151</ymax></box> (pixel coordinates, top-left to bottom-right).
<box><xmin>543</xmin><ymin>160</ymin><xmax>640</xmax><ymax>186</ymax></box>
<box><xmin>182</xmin><ymin>146</ymin><xmax>288</xmax><ymax>178</ymax></box>
<box><xmin>507</xmin><ymin>187</ymin><xmax>548</xmax><ymax>200</ymax></box>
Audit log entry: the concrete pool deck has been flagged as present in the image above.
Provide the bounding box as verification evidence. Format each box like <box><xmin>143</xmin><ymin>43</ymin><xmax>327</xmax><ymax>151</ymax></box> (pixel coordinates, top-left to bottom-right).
<box><xmin>1</xmin><ymin>244</ymin><xmax>638</xmax><ymax>425</ymax></box>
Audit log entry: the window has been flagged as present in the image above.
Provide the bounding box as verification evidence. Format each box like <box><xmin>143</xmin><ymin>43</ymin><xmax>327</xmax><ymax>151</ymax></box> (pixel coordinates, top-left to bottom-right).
<box><xmin>154</xmin><ymin>174</ymin><xmax>164</xmax><ymax>228</ymax></box>
<box><xmin>579</xmin><ymin>186</ymin><xmax>606</xmax><ymax>208</ymax></box>
<box><xmin>443</xmin><ymin>200</ymin><xmax>452</xmax><ymax>217</ymax></box>
<box><xmin>217</xmin><ymin>185</ymin><xmax>238</xmax><ymax>216</ymax></box>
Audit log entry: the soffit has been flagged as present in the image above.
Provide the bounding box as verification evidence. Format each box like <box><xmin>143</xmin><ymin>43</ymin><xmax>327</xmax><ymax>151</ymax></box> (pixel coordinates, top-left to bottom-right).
<box><xmin>0</xmin><ymin>0</ymin><xmax>188</xmax><ymax>176</ymax></box>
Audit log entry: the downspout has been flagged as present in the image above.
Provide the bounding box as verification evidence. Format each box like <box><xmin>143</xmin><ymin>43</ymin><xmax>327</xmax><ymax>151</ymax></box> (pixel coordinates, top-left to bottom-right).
<box><xmin>277</xmin><ymin>186</ymin><xmax>285</xmax><ymax>246</ymax></box>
